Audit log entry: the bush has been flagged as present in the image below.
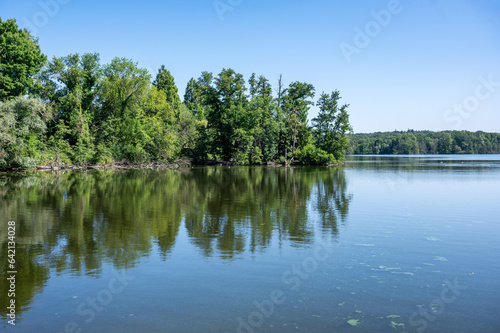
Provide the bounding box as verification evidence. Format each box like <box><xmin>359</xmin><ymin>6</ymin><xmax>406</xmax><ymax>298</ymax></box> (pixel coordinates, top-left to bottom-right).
<box><xmin>39</xmin><ymin>151</ymin><xmax>72</xmax><ymax>167</ymax></box>
<box><xmin>236</xmin><ymin>146</ymin><xmax>263</xmax><ymax>165</ymax></box>
<box><xmin>71</xmin><ymin>141</ymin><xmax>95</xmax><ymax>165</ymax></box>
<box><xmin>295</xmin><ymin>143</ymin><xmax>336</xmax><ymax>165</ymax></box>
<box><xmin>0</xmin><ymin>97</ymin><xmax>48</xmax><ymax>170</ymax></box>
<box><xmin>123</xmin><ymin>144</ymin><xmax>149</xmax><ymax>164</ymax></box>
<box><xmin>93</xmin><ymin>144</ymin><xmax>114</xmax><ymax>165</ymax></box>
<box><xmin>11</xmin><ymin>156</ymin><xmax>39</xmax><ymax>169</ymax></box>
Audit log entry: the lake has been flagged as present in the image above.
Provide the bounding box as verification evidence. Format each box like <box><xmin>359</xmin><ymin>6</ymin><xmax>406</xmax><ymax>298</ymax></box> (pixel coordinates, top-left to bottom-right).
<box><xmin>1</xmin><ymin>155</ymin><xmax>499</xmax><ymax>332</ymax></box>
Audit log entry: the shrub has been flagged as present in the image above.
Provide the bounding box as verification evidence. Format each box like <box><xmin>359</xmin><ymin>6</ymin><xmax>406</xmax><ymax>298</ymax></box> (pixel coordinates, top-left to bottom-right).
<box><xmin>71</xmin><ymin>141</ymin><xmax>95</xmax><ymax>165</ymax></box>
<box><xmin>93</xmin><ymin>144</ymin><xmax>114</xmax><ymax>165</ymax></box>
<box><xmin>123</xmin><ymin>144</ymin><xmax>149</xmax><ymax>164</ymax></box>
<box><xmin>295</xmin><ymin>143</ymin><xmax>336</xmax><ymax>165</ymax></box>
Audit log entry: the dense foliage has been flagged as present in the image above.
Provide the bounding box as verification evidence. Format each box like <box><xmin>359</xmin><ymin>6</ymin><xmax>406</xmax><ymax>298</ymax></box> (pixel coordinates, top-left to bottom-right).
<box><xmin>0</xmin><ymin>18</ymin><xmax>46</xmax><ymax>100</ymax></box>
<box><xmin>0</xmin><ymin>18</ymin><xmax>352</xmax><ymax>169</ymax></box>
<box><xmin>348</xmin><ymin>130</ymin><xmax>500</xmax><ymax>155</ymax></box>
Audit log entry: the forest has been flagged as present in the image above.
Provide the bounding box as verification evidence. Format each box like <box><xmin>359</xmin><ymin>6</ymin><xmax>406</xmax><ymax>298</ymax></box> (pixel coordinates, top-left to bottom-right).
<box><xmin>0</xmin><ymin>18</ymin><xmax>352</xmax><ymax>170</ymax></box>
<box><xmin>347</xmin><ymin>130</ymin><xmax>500</xmax><ymax>155</ymax></box>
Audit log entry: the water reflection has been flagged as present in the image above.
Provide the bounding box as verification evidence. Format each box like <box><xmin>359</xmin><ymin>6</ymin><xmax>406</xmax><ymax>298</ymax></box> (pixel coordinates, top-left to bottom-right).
<box><xmin>0</xmin><ymin>166</ymin><xmax>351</xmax><ymax>319</ymax></box>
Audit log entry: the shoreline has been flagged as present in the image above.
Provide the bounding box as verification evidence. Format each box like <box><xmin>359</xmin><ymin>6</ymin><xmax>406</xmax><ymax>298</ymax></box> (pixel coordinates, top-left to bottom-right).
<box><xmin>0</xmin><ymin>159</ymin><xmax>192</xmax><ymax>174</ymax></box>
<box><xmin>1</xmin><ymin>159</ymin><xmax>346</xmax><ymax>174</ymax></box>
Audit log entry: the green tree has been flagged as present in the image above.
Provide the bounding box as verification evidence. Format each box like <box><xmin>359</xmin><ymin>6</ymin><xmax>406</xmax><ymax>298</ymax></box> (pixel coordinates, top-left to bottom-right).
<box><xmin>209</xmin><ymin>68</ymin><xmax>247</xmax><ymax>160</ymax></box>
<box><xmin>280</xmin><ymin>81</ymin><xmax>315</xmax><ymax>162</ymax></box>
<box><xmin>184</xmin><ymin>77</ymin><xmax>208</xmax><ymax>120</ymax></box>
<box><xmin>38</xmin><ymin>53</ymin><xmax>101</xmax><ymax>163</ymax></box>
<box><xmin>0</xmin><ymin>18</ymin><xmax>46</xmax><ymax>101</ymax></box>
<box><xmin>153</xmin><ymin>65</ymin><xmax>195</xmax><ymax>160</ymax></box>
<box><xmin>141</xmin><ymin>86</ymin><xmax>178</xmax><ymax>160</ymax></box>
<box><xmin>396</xmin><ymin>133</ymin><xmax>419</xmax><ymax>154</ymax></box>
<box><xmin>96</xmin><ymin>57</ymin><xmax>151</xmax><ymax>161</ymax></box>
<box><xmin>184</xmin><ymin>73</ymin><xmax>217</xmax><ymax>160</ymax></box>
<box><xmin>0</xmin><ymin>97</ymin><xmax>48</xmax><ymax>168</ymax></box>
<box><xmin>153</xmin><ymin>65</ymin><xmax>181</xmax><ymax>112</ymax></box>
<box><xmin>347</xmin><ymin>130</ymin><xmax>500</xmax><ymax>155</ymax></box>
<box><xmin>312</xmin><ymin>90</ymin><xmax>352</xmax><ymax>161</ymax></box>
<box><xmin>177</xmin><ymin>103</ymin><xmax>207</xmax><ymax>159</ymax></box>
<box><xmin>246</xmin><ymin>74</ymin><xmax>278</xmax><ymax>163</ymax></box>
<box><xmin>437</xmin><ymin>132</ymin><xmax>453</xmax><ymax>154</ymax></box>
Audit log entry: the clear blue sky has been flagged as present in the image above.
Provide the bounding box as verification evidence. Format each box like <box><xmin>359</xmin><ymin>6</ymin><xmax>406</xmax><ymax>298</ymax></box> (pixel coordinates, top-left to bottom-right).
<box><xmin>2</xmin><ymin>0</ymin><xmax>499</xmax><ymax>133</ymax></box>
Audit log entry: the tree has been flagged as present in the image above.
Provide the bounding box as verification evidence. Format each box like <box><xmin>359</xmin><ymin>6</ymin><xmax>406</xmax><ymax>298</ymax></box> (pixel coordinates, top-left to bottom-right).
<box><xmin>0</xmin><ymin>18</ymin><xmax>46</xmax><ymax>101</ymax></box>
<box><xmin>437</xmin><ymin>132</ymin><xmax>453</xmax><ymax>154</ymax></box>
<box><xmin>209</xmin><ymin>68</ymin><xmax>247</xmax><ymax>160</ymax></box>
<box><xmin>40</xmin><ymin>53</ymin><xmax>101</xmax><ymax>146</ymax></box>
<box><xmin>312</xmin><ymin>90</ymin><xmax>352</xmax><ymax>161</ymax></box>
<box><xmin>96</xmin><ymin>58</ymin><xmax>151</xmax><ymax>161</ymax></box>
<box><xmin>347</xmin><ymin>130</ymin><xmax>500</xmax><ymax>155</ymax></box>
<box><xmin>153</xmin><ymin>65</ymin><xmax>181</xmax><ymax>112</ymax></box>
<box><xmin>246</xmin><ymin>74</ymin><xmax>278</xmax><ymax>162</ymax></box>
<box><xmin>0</xmin><ymin>97</ymin><xmax>48</xmax><ymax>168</ymax></box>
<box><xmin>184</xmin><ymin>78</ymin><xmax>208</xmax><ymax>120</ymax></box>
<box><xmin>280</xmin><ymin>81</ymin><xmax>315</xmax><ymax>163</ymax></box>
<box><xmin>153</xmin><ymin>65</ymin><xmax>195</xmax><ymax>158</ymax></box>
<box><xmin>184</xmin><ymin>72</ymin><xmax>217</xmax><ymax>160</ymax></box>
<box><xmin>177</xmin><ymin>103</ymin><xmax>207</xmax><ymax>159</ymax></box>
<box><xmin>141</xmin><ymin>86</ymin><xmax>178</xmax><ymax>160</ymax></box>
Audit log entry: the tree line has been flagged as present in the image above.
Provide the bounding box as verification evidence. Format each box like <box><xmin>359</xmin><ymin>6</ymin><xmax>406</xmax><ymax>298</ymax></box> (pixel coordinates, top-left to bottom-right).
<box><xmin>0</xmin><ymin>18</ymin><xmax>352</xmax><ymax>170</ymax></box>
<box><xmin>347</xmin><ymin>130</ymin><xmax>500</xmax><ymax>155</ymax></box>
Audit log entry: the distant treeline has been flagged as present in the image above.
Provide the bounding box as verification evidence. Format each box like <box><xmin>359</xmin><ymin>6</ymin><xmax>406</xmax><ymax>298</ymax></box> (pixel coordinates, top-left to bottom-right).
<box><xmin>347</xmin><ymin>130</ymin><xmax>500</xmax><ymax>155</ymax></box>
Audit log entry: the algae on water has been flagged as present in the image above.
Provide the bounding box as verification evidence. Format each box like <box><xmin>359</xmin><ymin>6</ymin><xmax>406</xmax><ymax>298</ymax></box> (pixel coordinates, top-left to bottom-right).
<box><xmin>347</xmin><ymin>319</ymin><xmax>360</xmax><ymax>326</ymax></box>
<box><xmin>390</xmin><ymin>321</ymin><xmax>404</xmax><ymax>329</ymax></box>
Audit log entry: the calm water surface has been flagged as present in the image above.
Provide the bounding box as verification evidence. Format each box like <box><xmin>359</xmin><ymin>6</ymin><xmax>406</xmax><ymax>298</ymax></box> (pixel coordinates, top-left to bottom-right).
<box><xmin>1</xmin><ymin>155</ymin><xmax>499</xmax><ymax>332</ymax></box>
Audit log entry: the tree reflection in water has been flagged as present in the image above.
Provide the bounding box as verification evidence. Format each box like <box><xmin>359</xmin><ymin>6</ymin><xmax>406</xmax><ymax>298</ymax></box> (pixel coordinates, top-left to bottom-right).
<box><xmin>0</xmin><ymin>166</ymin><xmax>351</xmax><ymax>318</ymax></box>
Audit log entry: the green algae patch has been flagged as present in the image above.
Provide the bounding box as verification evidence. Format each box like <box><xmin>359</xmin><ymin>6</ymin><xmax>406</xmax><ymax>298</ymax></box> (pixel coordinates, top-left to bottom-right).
<box><xmin>391</xmin><ymin>271</ymin><xmax>414</xmax><ymax>276</ymax></box>
<box><xmin>347</xmin><ymin>319</ymin><xmax>360</xmax><ymax>326</ymax></box>
<box><xmin>390</xmin><ymin>321</ymin><xmax>404</xmax><ymax>329</ymax></box>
